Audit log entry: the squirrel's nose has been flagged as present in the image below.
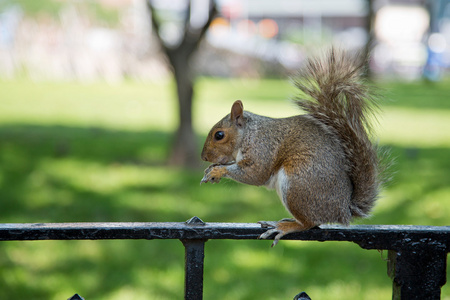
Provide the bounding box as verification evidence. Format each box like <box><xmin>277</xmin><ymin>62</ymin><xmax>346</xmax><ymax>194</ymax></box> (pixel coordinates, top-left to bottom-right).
<box><xmin>201</xmin><ymin>151</ymin><xmax>208</xmax><ymax>162</ymax></box>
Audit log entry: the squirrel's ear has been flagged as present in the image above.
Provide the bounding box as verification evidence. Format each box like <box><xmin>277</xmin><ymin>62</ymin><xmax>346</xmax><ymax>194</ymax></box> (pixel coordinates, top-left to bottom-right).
<box><xmin>231</xmin><ymin>100</ymin><xmax>244</xmax><ymax>127</ymax></box>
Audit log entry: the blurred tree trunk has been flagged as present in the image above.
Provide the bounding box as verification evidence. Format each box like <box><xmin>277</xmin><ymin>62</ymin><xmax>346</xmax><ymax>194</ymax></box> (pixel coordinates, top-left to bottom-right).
<box><xmin>147</xmin><ymin>0</ymin><xmax>217</xmax><ymax>168</ymax></box>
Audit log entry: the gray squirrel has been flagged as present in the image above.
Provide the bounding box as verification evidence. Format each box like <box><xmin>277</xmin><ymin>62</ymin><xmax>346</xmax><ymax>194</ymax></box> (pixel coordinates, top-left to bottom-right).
<box><xmin>201</xmin><ymin>48</ymin><xmax>385</xmax><ymax>246</ymax></box>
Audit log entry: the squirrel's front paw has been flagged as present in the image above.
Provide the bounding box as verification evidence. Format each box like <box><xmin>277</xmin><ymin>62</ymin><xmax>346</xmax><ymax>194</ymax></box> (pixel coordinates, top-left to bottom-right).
<box><xmin>200</xmin><ymin>164</ymin><xmax>227</xmax><ymax>184</ymax></box>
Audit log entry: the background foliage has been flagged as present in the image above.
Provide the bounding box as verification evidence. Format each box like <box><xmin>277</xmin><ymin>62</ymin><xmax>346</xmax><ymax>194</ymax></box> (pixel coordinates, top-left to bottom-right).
<box><xmin>0</xmin><ymin>78</ymin><xmax>449</xmax><ymax>299</ymax></box>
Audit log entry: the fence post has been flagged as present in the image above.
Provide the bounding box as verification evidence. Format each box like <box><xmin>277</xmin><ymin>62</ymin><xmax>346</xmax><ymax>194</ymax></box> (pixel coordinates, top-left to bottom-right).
<box><xmin>181</xmin><ymin>239</ymin><xmax>207</xmax><ymax>300</ymax></box>
<box><xmin>181</xmin><ymin>216</ymin><xmax>208</xmax><ymax>300</ymax></box>
<box><xmin>387</xmin><ymin>246</ymin><xmax>447</xmax><ymax>300</ymax></box>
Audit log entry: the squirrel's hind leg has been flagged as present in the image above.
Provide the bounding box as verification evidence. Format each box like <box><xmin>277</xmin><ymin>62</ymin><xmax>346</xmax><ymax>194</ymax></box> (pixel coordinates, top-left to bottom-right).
<box><xmin>258</xmin><ymin>218</ymin><xmax>316</xmax><ymax>247</ymax></box>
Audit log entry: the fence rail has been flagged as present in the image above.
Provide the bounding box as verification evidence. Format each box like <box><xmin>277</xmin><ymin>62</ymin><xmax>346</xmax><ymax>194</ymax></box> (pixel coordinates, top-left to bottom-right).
<box><xmin>1</xmin><ymin>217</ymin><xmax>449</xmax><ymax>300</ymax></box>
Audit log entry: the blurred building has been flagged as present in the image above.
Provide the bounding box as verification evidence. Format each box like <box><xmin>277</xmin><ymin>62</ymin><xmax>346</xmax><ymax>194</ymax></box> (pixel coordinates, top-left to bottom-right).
<box><xmin>0</xmin><ymin>0</ymin><xmax>168</xmax><ymax>82</ymax></box>
<box><xmin>0</xmin><ymin>0</ymin><xmax>449</xmax><ymax>80</ymax></box>
<box><xmin>202</xmin><ymin>0</ymin><xmax>370</xmax><ymax>76</ymax></box>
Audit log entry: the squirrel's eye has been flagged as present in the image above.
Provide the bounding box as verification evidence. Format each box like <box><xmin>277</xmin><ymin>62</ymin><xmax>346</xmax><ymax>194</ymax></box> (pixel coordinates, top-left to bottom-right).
<box><xmin>214</xmin><ymin>131</ymin><xmax>225</xmax><ymax>141</ymax></box>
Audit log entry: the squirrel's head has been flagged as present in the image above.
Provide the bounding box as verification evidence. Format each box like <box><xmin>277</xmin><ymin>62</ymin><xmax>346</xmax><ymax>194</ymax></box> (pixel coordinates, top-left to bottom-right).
<box><xmin>201</xmin><ymin>100</ymin><xmax>245</xmax><ymax>164</ymax></box>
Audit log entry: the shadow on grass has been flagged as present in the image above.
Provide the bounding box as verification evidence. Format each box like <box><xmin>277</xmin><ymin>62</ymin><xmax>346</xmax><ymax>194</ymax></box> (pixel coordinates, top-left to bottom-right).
<box><xmin>0</xmin><ymin>124</ymin><xmax>173</xmax><ymax>165</ymax></box>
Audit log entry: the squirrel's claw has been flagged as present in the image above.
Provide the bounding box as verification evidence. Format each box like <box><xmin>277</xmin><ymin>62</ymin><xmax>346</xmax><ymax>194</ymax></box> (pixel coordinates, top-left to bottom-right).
<box><xmin>258</xmin><ymin>219</ymin><xmax>314</xmax><ymax>247</ymax></box>
<box><xmin>257</xmin><ymin>221</ymin><xmax>287</xmax><ymax>247</ymax></box>
<box><xmin>258</xmin><ymin>228</ymin><xmax>286</xmax><ymax>247</ymax></box>
<box><xmin>200</xmin><ymin>164</ymin><xmax>226</xmax><ymax>185</ymax></box>
<box><xmin>200</xmin><ymin>175</ymin><xmax>218</xmax><ymax>185</ymax></box>
<box><xmin>200</xmin><ymin>174</ymin><xmax>221</xmax><ymax>185</ymax></box>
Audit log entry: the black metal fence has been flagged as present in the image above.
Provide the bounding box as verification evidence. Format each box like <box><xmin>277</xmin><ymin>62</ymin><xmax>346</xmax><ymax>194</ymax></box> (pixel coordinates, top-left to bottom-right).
<box><xmin>1</xmin><ymin>217</ymin><xmax>449</xmax><ymax>300</ymax></box>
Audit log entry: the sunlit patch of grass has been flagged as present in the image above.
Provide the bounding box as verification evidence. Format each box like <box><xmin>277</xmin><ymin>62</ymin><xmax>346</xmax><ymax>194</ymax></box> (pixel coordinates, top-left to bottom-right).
<box><xmin>38</xmin><ymin>159</ymin><xmax>174</xmax><ymax>195</ymax></box>
<box><xmin>1</xmin><ymin>79</ymin><xmax>177</xmax><ymax>131</ymax></box>
<box><xmin>379</xmin><ymin>107</ymin><xmax>450</xmax><ymax>147</ymax></box>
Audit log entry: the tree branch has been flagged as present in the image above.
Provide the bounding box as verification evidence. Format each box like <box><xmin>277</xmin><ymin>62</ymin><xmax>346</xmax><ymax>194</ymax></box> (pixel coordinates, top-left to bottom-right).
<box><xmin>146</xmin><ymin>0</ymin><xmax>169</xmax><ymax>54</ymax></box>
<box><xmin>181</xmin><ymin>0</ymin><xmax>217</xmax><ymax>57</ymax></box>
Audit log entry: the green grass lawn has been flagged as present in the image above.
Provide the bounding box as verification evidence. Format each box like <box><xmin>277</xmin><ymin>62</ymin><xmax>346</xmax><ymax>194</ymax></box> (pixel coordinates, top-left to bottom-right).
<box><xmin>0</xmin><ymin>78</ymin><xmax>449</xmax><ymax>299</ymax></box>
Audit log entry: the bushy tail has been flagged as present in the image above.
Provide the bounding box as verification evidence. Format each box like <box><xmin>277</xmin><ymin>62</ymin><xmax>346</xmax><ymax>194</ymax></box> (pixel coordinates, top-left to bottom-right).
<box><xmin>293</xmin><ymin>48</ymin><xmax>382</xmax><ymax>218</ymax></box>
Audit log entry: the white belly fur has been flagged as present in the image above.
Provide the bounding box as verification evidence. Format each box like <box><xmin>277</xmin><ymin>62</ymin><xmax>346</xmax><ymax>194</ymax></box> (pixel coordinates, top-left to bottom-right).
<box><xmin>265</xmin><ymin>168</ymin><xmax>289</xmax><ymax>210</ymax></box>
